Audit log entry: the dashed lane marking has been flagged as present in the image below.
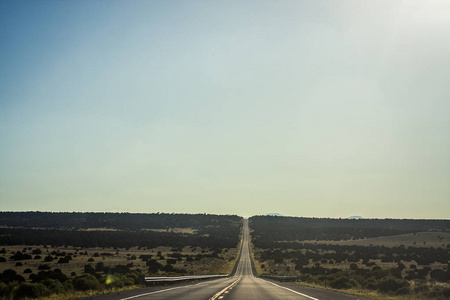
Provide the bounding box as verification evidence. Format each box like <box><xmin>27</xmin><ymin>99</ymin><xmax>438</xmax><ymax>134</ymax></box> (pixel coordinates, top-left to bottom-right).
<box><xmin>209</xmin><ymin>277</ymin><xmax>241</xmax><ymax>300</ymax></box>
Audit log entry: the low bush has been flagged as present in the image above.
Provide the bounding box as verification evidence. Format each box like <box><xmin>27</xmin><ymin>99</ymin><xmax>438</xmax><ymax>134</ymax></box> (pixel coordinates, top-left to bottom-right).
<box><xmin>15</xmin><ymin>282</ymin><xmax>48</xmax><ymax>299</ymax></box>
<box><xmin>377</xmin><ymin>276</ymin><xmax>409</xmax><ymax>294</ymax></box>
<box><xmin>395</xmin><ymin>286</ymin><xmax>411</xmax><ymax>295</ymax></box>
<box><xmin>72</xmin><ymin>274</ymin><xmax>101</xmax><ymax>291</ymax></box>
<box><xmin>330</xmin><ymin>276</ymin><xmax>354</xmax><ymax>289</ymax></box>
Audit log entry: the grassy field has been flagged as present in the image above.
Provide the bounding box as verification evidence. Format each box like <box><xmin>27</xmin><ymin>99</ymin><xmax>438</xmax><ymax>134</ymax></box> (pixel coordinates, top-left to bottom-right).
<box><xmin>251</xmin><ymin>231</ymin><xmax>449</xmax><ymax>299</ymax></box>
<box><xmin>298</xmin><ymin>231</ymin><xmax>450</xmax><ymax>248</ymax></box>
<box><xmin>252</xmin><ymin>245</ymin><xmax>450</xmax><ymax>299</ymax></box>
<box><xmin>253</xmin><ymin>248</ymin><xmax>448</xmax><ymax>276</ymax></box>
<box><xmin>142</xmin><ymin>227</ymin><xmax>198</xmax><ymax>234</ymax></box>
<box><xmin>0</xmin><ymin>243</ymin><xmax>239</xmax><ymax>279</ymax></box>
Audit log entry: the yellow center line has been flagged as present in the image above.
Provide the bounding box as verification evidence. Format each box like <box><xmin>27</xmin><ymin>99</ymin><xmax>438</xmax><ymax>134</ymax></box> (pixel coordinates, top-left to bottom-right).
<box><xmin>209</xmin><ymin>277</ymin><xmax>241</xmax><ymax>300</ymax></box>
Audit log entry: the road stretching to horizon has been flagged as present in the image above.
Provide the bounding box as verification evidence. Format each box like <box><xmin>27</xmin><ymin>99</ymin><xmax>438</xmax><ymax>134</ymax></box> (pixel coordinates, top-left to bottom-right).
<box><xmin>87</xmin><ymin>220</ymin><xmax>366</xmax><ymax>300</ymax></box>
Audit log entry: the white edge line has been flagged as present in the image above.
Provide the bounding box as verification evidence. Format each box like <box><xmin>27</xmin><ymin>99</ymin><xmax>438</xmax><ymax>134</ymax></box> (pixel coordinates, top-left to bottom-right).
<box><xmin>119</xmin><ymin>280</ymin><xmax>212</xmax><ymax>300</ymax></box>
<box><xmin>259</xmin><ymin>279</ymin><xmax>320</xmax><ymax>300</ymax></box>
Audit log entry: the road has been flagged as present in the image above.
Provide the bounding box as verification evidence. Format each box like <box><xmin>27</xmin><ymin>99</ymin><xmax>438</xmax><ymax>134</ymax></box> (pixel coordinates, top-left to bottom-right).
<box><xmin>91</xmin><ymin>219</ymin><xmax>366</xmax><ymax>300</ymax></box>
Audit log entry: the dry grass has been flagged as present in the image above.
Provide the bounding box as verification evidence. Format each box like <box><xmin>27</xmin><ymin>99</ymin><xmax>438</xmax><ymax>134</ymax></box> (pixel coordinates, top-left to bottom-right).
<box><xmin>298</xmin><ymin>231</ymin><xmax>450</xmax><ymax>248</ymax></box>
<box><xmin>38</xmin><ymin>285</ymin><xmax>142</xmax><ymax>300</ymax></box>
<box><xmin>253</xmin><ymin>252</ymin><xmax>448</xmax><ymax>277</ymax></box>
<box><xmin>83</xmin><ymin>228</ymin><xmax>120</xmax><ymax>231</ymax></box>
<box><xmin>0</xmin><ymin>244</ymin><xmax>239</xmax><ymax>279</ymax></box>
<box><xmin>1</xmin><ymin>245</ymin><xmax>148</xmax><ymax>276</ymax></box>
<box><xmin>141</xmin><ymin>227</ymin><xmax>197</xmax><ymax>234</ymax></box>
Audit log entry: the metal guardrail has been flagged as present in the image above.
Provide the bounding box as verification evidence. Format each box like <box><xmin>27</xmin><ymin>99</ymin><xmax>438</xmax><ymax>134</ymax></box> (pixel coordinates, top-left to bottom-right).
<box><xmin>145</xmin><ymin>274</ymin><xmax>228</xmax><ymax>282</ymax></box>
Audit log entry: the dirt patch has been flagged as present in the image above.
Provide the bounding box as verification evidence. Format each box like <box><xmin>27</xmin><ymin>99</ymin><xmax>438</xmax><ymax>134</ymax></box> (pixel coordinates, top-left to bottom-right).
<box><xmin>142</xmin><ymin>228</ymin><xmax>197</xmax><ymax>234</ymax></box>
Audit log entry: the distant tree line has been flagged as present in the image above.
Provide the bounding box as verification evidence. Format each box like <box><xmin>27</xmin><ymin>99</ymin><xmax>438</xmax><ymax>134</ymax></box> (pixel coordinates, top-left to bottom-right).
<box><xmin>250</xmin><ymin>216</ymin><xmax>450</xmax><ymax>244</ymax></box>
<box><xmin>0</xmin><ymin>211</ymin><xmax>241</xmax><ymax>232</ymax></box>
<box><xmin>0</xmin><ymin>226</ymin><xmax>240</xmax><ymax>250</ymax></box>
<box><xmin>0</xmin><ymin>212</ymin><xmax>242</xmax><ymax>249</ymax></box>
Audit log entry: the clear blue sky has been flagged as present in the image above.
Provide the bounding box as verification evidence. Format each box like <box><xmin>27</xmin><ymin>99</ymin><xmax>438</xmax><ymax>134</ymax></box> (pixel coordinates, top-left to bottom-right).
<box><xmin>1</xmin><ymin>0</ymin><xmax>449</xmax><ymax>218</ymax></box>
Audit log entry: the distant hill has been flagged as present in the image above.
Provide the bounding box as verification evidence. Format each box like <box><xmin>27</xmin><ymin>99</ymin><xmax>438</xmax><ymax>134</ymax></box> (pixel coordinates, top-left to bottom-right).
<box><xmin>348</xmin><ymin>216</ymin><xmax>365</xmax><ymax>220</ymax></box>
<box><xmin>266</xmin><ymin>213</ymin><xmax>284</xmax><ymax>217</ymax></box>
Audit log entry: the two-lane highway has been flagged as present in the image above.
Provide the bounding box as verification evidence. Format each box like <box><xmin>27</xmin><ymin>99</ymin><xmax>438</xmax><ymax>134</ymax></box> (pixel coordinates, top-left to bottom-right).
<box><xmin>109</xmin><ymin>219</ymin><xmax>365</xmax><ymax>300</ymax></box>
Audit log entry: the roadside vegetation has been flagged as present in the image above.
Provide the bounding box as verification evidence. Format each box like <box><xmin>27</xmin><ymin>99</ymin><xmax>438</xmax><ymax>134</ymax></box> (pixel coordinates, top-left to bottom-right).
<box><xmin>0</xmin><ymin>212</ymin><xmax>242</xmax><ymax>299</ymax></box>
<box><xmin>250</xmin><ymin>216</ymin><xmax>450</xmax><ymax>299</ymax></box>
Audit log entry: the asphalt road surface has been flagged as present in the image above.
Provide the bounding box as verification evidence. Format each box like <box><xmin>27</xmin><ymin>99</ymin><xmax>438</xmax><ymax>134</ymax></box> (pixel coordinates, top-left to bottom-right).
<box><xmin>87</xmin><ymin>220</ymin><xmax>366</xmax><ymax>300</ymax></box>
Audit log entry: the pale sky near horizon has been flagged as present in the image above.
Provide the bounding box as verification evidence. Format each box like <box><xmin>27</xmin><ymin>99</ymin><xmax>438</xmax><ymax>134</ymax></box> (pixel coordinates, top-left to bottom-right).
<box><xmin>1</xmin><ymin>0</ymin><xmax>449</xmax><ymax>219</ymax></box>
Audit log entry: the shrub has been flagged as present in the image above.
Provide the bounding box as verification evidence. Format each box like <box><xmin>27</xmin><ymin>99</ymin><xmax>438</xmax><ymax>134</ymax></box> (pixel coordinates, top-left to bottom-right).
<box><xmin>330</xmin><ymin>276</ymin><xmax>354</xmax><ymax>289</ymax></box>
<box><xmin>377</xmin><ymin>276</ymin><xmax>409</xmax><ymax>294</ymax></box>
<box><xmin>107</xmin><ymin>264</ymin><xmax>130</xmax><ymax>275</ymax></box>
<box><xmin>95</xmin><ymin>262</ymin><xmax>105</xmax><ymax>272</ymax></box>
<box><xmin>147</xmin><ymin>260</ymin><xmax>163</xmax><ymax>273</ymax></box>
<box><xmin>162</xmin><ymin>264</ymin><xmax>174</xmax><ymax>272</ymax></box>
<box><xmin>123</xmin><ymin>276</ymin><xmax>135</xmax><ymax>286</ymax></box>
<box><xmin>139</xmin><ymin>255</ymin><xmax>152</xmax><ymax>261</ymax></box>
<box><xmin>125</xmin><ymin>272</ymin><xmax>140</xmax><ymax>285</ymax></box>
<box><xmin>390</xmin><ymin>268</ymin><xmax>403</xmax><ymax>278</ymax></box>
<box><xmin>430</xmin><ymin>269</ymin><xmax>449</xmax><ymax>282</ymax></box>
<box><xmin>429</xmin><ymin>286</ymin><xmax>450</xmax><ymax>298</ymax></box>
<box><xmin>72</xmin><ymin>274</ymin><xmax>101</xmax><ymax>291</ymax></box>
<box><xmin>15</xmin><ymin>282</ymin><xmax>48</xmax><ymax>299</ymax></box>
<box><xmin>58</xmin><ymin>257</ymin><xmax>70</xmax><ymax>263</ymax></box>
<box><xmin>63</xmin><ymin>280</ymin><xmax>73</xmax><ymax>291</ymax></box>
<box><xmin>29</xmin><ymin>269</ymin><xmax>68</xmax><ymax>283</ymax></box>
<box><xmin>413</xmin><ymin>283</ymin><xmax>428</xmax><ymax>293</ymax></box>
<box><xmin>404</xmin><ymin>270</ymin><xmax>418</xmax><ymax>280</ymax></box>
<box><xmin>364</xmin><ymin>282</ymin><xmax>377</xmax><ymax>290</ymax></box>
<box><xmin>0</xmin><ymin>282</ymin><xmax>8</xmax><ymax>297</ymax></box>
<box><xmin>24</xmin><ymin>268</ymin><xmax>32</xmax><ymax>274</ymax></box>
<box><xmin>274</xmin><ymin>257</ymin><xmax>283</xmax><ymax>264</ymax></box>
<box><xmin>0</xmin><ymin>269</ymin><xmax>25</xmax><ymax>283</ymax></box>
<box><xmin>31</xmin><ymin>248</ymin><xmax>42</xmax><ymax>255</ymax></box>
<box><xmin>38</xmin><ymin>264</ymin><xmax>51</xmax><ymax>270</ymax></box>
<box><xmin>42</xmin><ymin>278</ymin><xmax>65</xmax><ymax>294</ymax></box>
<box><xmin>84</xmin><ymin>264</ymin><xmax>95</xmax><ymax>274</ymax></box>
<box><xmin>10</xmin><ymin>251</ymin><xmax>32</xmax><ymax>261</ymax></box>
<box><xmin>395</xmin><ymin>286</ymin><xmax>411</xmax><ymax>295</ymax></box>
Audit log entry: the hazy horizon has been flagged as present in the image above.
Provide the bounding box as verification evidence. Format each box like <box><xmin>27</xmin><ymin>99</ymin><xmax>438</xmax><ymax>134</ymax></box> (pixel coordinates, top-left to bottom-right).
<box><xmin>1</xmin><ymin>1</ymin><xmax>449</xmax><ymax>219</ymax></box>
<box><xmin>1</xmin><ymin>210</ymin><xmax>449</xmax><ymax>220</ymax></box>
